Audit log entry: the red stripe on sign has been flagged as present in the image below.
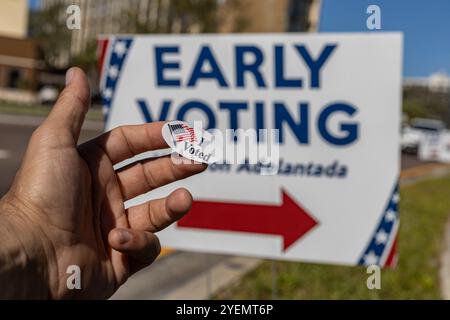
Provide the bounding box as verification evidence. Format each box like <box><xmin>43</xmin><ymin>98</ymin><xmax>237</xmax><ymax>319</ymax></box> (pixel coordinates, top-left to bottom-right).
<box><xmin>384</xmin><ymin>235</ymin><xmax>398</xmax><ymax>268</ymax></box>
<box><xmin>97</xmin><ymin>39</ymin><xmax>109</xmax><ymax>79</ymax></box>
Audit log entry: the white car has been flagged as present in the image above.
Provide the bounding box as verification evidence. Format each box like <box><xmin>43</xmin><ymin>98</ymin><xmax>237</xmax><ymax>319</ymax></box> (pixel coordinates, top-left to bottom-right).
<box><xmin>38</xmin><ymin>86</ymin><xmax>59</xmax><ymax>105</ymax></box>
<box><xmin>401</xmin><ymin>118</ymin><xmax>445</xmax><ymax>153</ymax></box>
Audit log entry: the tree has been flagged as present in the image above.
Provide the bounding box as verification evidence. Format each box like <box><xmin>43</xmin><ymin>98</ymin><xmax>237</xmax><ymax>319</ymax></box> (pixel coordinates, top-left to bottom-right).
<box><xmin>403</xmin><ymin>86</ymin><xmax>450</xmax><ymax>126</ymax></box>
<box><xmin>29</xmin><ymin>2</ymin><xmax>71</xmax><ymax>69</ymax></box>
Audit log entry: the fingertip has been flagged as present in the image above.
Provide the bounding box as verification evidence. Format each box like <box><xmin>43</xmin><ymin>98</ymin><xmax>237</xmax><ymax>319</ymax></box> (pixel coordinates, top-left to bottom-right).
<box><xmin>65</xmin><ymin>67</ymin><xmax>87</xmax><ymax>87</ymax></box>
<box><xmin>108</xmin><ymin>228</ymin><xmax>132</xmax><ymax>249</ymax></box>
<box><xmin>65</xmin><ymin>67</ymin><xmax>75</xmax><ymax>86</ymax></box>
<box><xmin>63</xmin><ymin>67</ymin><xmax>90</xmax><ymax>103</ymax></box>
<box><xmin>167</xmin><ymin>188</ymin><xmax>193</xmax><ymax>216</ymax></box>
<box><xmin>153</xmin><ymin>235</ymin><xmax>162</xmax><ymax>256</ymax></box>
<box><xmin>202</xmin><ymin>163</ymin><xmax>208</xmax><ymax>172</ymax></box>
<box><xmin>196</xmin><ymin>162</ymin><xmax>208</xmax><ymax>172</ymax></box>
<box><xmin>185</xmin><ymin>160</ymin><xmax>208</xmax><ymax>174</ymax></box>
<box><xmin>109</xmin><ymin>229</ymin><xmax>161</xmax><ymax>272</ymax></box>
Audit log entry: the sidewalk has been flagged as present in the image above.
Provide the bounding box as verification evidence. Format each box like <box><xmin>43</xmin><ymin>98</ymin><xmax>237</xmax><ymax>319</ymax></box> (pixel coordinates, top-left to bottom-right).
<box><xmin>110</xmin><ymin>251</ymin><xmax>260</xmax><ymax>300</ymax></box>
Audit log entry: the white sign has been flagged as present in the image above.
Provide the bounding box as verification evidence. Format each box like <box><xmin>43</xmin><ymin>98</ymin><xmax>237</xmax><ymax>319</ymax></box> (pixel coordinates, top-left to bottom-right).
<box><xmin>98</xmin><ymin>33</ymin><xmax>403</xmax><ymax>267</ymax></box>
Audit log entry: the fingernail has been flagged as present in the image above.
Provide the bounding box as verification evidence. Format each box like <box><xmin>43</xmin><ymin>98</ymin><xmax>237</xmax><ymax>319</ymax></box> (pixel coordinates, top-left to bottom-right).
<box><xmin>118</xmin><ymin>229</ymin><xmax>132</xmax><ymax>244</ymax></box>
<box><xmin>65</xmin><ymin>68</ymin><xmax>75</xmax><ymax>86</ymax></box>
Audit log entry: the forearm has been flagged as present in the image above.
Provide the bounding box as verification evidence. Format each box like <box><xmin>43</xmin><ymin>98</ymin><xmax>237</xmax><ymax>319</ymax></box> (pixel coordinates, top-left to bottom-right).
<box><xmin>0</xmin><ymin>198</ymin><xmax>50</xmax><ymax>299</ymax></box>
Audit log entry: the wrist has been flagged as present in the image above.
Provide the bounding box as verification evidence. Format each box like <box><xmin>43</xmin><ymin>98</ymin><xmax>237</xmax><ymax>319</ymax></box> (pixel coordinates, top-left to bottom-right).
<box><xmin>0</xmin><ymin>195</ymin><xmax>51</xmax><ymax>299</ymax></box>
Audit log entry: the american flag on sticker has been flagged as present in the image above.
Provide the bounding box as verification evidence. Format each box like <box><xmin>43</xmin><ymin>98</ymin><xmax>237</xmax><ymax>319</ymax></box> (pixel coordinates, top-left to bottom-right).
<box><xmin>169</xmin><ymin>124</ymin><xmax>197</xmax><ymax>143</ymax></box>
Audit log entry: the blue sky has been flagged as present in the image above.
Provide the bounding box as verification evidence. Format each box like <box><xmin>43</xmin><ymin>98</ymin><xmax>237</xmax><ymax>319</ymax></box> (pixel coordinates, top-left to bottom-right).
<box><xmin>319</xmin><ymin>0</ymin><xmax>450</xmax><ymax>78</ymax></box>
<box><xmin>28</xmin><ymin>0</ymin><xmax>40</xmax><ymax>10</ymax></box>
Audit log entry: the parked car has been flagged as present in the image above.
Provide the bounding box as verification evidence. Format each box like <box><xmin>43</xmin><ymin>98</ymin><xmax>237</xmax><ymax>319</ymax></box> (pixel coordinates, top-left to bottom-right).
<box><xmin>401</xmin><ymin>118</ymin><xmax>446</xmax><ymax>153</ymax></box>
<box><xmin>37</xmin><ymin>86</ymin><xmax>59</xmax><ymax>105</ymax></box>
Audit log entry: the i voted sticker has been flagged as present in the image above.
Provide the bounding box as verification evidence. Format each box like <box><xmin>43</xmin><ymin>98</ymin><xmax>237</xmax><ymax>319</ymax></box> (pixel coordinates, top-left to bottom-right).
<box><xmin>162</xmin><ymin>121</ymin><xmax>217</xmax><ymax>164</ymax></box>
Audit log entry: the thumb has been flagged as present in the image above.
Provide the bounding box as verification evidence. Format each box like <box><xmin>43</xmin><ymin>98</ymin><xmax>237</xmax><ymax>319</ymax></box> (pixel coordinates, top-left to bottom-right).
<box><xmin>43</xmin><ymin>67</ymin><xmax>91</xmax><ymax>142</ymax></box>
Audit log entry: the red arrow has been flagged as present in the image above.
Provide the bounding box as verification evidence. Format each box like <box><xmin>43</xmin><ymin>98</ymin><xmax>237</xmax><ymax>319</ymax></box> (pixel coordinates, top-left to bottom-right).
<box><xmin>177</xmin><ymin>190</ymin><xmax>319</xmax><ymax>251</ymax></box>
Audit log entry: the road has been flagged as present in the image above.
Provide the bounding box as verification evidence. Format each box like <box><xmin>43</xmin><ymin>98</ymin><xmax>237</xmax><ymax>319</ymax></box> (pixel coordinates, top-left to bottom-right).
<box><xmin>0</xmin><ymin>116</ymin><xmax>100</xmax><ymax>196</ymax></box>
<box><xmin>0</xmin><ymin>115</ymin><xmax>434</xmax><ymax>299</ymax></box>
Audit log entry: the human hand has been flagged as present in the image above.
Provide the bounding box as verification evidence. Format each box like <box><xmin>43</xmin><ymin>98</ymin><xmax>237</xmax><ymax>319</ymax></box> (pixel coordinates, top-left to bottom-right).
<box><xmin>0</xmin><ymin>67</ymin><xmax>206</xmax><ymax>299</ymax></box>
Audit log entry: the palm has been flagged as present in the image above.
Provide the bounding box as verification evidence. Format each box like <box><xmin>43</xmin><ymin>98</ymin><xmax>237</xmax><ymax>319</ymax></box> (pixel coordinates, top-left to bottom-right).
<box><xmin>15</xmin><ymin>130</ymin><xmax>123</xmax><ymax>298</ymax></box>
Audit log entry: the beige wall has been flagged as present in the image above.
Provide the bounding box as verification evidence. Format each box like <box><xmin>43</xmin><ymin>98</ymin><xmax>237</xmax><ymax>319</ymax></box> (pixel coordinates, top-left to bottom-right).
<box><xmin>218</xmin><ymin>0</ymin><xmax>288</xmax><ymax>33</ymax></box>
<box><xmin>236</xmin><ymin>0</ymin><xmax>289</xmax><ymax>33</ymax></box>
<box><xmin>0</xmin><ymin>0</ymin><xmax>29</xmax><ymax>39</ymax></box>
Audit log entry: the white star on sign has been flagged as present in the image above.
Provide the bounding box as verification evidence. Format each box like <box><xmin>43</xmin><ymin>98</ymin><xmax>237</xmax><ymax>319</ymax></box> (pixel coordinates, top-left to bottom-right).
<box><xmin>108</xmin><ymin>65</ymin><xmax>119</xmax><ymax>79</ymax></box>
<box><xmin>114</xmin><ymin>41</ymin><xmax>127</xmax><ymax>57</ymax></box>
<box><xmin>392</xmin><ymin>192</ymin><xmax>400</xmax><ymax>204</ymax></box>
<box><xmin>385</xmin><ymin>209</ymin><xmax>396</xmax><ymax>222</ymax></box>
<box><xmin>364</xmin><ymin>251</ymin><xmax>379</xmax><ymax>266</ymax></box>
<box><xmin>375</xmin><ymin>229</ymin><xmax>388</xmax><ymax>245</ymax></box>
<box><xmin>103</xmin><ymin>88</ymin><xmax>113</xmax><ymax>100</ymax></box>
<box><xmin>102</xmin><ymin>105</ymin><xmax>108</xmax><ymax>116</ymax></box>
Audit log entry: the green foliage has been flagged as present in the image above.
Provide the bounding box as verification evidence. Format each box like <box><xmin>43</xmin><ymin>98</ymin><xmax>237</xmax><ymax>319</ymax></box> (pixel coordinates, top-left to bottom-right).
<box><xmin>403</xmin><ymin>99</ymin><xmax>428</xmax><ymax>120</ymax></box>
<box><xmin>217</xmin><ymin>176</ymin><xmax>450</xmax><ymax>299</ymax></box>
<box><xmin>71</xmin><ymin>41</ymin><xmax>98</xmax><ymax>72</ymax></box>
<box><xmin>403</xmin><ymin>87</ymin><xmax>450</xmax><ymax>126</ymax></box>
<box><xmin>29</xmin><ymin>2</ymin><xmax>71</xmax><ymax>69</ymax></box>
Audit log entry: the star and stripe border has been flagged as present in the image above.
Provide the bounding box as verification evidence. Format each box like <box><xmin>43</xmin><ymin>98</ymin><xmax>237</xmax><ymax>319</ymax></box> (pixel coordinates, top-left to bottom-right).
<box><xmin>358</xmin><ymin>181</ymin><xmax>400</xmax><ymax>267</ymax></box>
<box><xmin>98</xmin><ymin>37</ymin><xmax>134</xmax><ymax>125</ymax></box>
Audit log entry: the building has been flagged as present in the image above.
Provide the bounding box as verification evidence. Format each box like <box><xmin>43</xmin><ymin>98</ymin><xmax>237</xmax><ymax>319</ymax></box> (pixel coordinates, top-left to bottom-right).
<box><xmin>428</xmin><ymin>72</ymin><xmax>450</xmax><ymax>93</ymax></box>
<box><xmin>0</xmin><ymin>0</ymin><xmax>41</xmax><ymax>104</ymax></box>
<box><xmin>0</xmin><ymin>0</ymin><xmax>29</xmax><ymax>39</ymax></box>
<box><xmin>218</xmin><ymin>0</ymin><xmax>321</xmax><ymax>33</ymax></box>
<box><xmin>404</xmin><ymin>72</ymin><xmax>450</xmax><ymax>93</ymax></box>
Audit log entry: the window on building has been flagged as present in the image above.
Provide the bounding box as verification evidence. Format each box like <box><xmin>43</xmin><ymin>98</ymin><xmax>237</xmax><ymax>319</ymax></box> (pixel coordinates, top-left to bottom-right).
<box><xmin>7</xmin><ymin>68</ymin><xmax>22</xmax><ymax>89</ymax></box>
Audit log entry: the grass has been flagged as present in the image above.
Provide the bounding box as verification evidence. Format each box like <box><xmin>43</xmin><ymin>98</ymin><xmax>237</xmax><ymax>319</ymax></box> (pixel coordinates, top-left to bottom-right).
<box><xmin>216</xmin><ymin>175</ymin><xmax>450</xmax><ymax>299</ymax></box>
<box><xmin>0</xmin><ymin>101</ymin><xmax>103</xmax><ymax>121</ymax></box>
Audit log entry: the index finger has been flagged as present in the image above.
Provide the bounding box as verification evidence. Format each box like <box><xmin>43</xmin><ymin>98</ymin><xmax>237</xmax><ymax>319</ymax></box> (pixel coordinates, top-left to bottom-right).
<box><xmin>93</xmin><ymin>121</ymin><xmax>168</xmax><ymax>164</ymax></box>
